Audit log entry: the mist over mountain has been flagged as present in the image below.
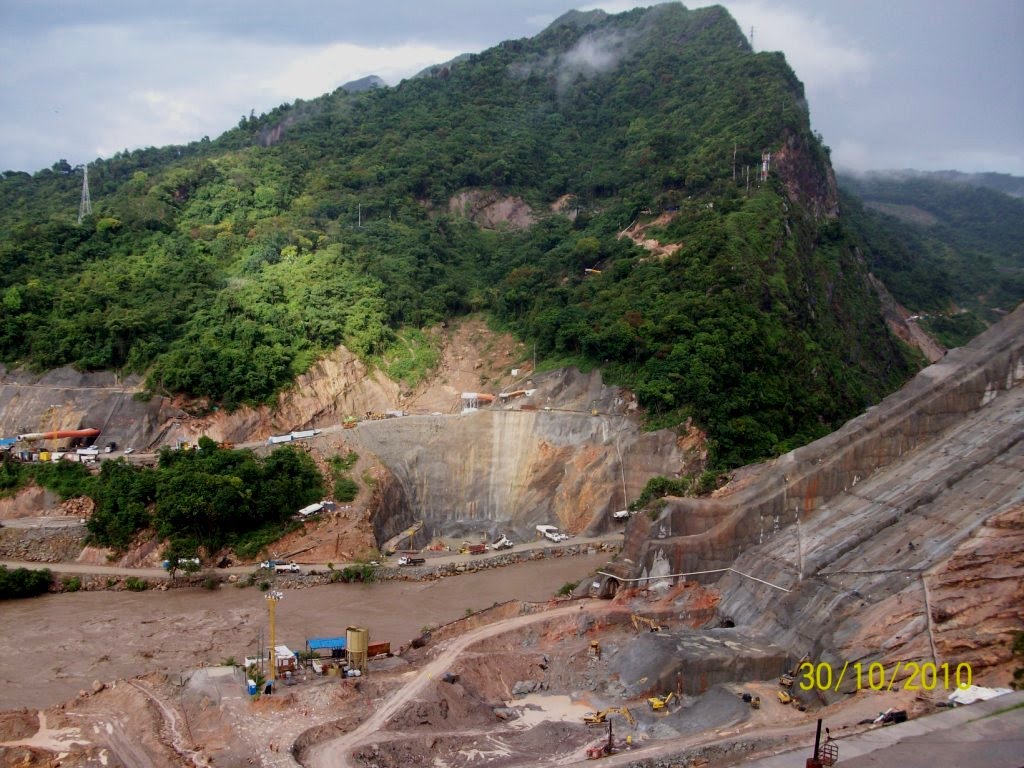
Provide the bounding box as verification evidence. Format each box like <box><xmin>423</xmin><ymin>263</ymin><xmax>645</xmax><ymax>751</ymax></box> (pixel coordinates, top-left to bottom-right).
<box><xmin>5</xmin><ymin>4</ymin><xmax>1013</xmax><ymax>468</ymax></box>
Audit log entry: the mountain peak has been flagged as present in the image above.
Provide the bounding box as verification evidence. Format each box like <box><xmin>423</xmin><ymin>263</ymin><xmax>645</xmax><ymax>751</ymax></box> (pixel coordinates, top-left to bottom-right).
<box><xmin>340</xmin><ymin>75</ymin><xmax>386</xmax><ymax>93</ymax></box>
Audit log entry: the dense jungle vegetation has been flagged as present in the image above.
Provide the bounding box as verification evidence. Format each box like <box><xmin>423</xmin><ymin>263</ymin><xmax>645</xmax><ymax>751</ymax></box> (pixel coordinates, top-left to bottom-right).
<box><xmin>0</xmin><ymin>441</ymin><xmax>323</xmax><ymax>555</ymax></box>
<box><xmin>839</xmin><ymin>172</ymin><xmax>1023</xmax><ymax>345</ymax></box>
<box><xmin>1</xmin><ymin>4</ymin><xmax>1014</xmax><ymax>469</ymax></box>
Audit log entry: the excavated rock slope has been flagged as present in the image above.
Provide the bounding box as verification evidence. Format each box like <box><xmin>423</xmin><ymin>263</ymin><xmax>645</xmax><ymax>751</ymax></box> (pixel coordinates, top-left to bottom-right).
<box><xmin>612</xmin><ymin>303</ymin><xmax>1024</xmax><ymax>682</ymax></box>
<box><xmin>0</xmin><ymin>345</ymin><xmax>398</xmax><ymax>450</ymax></box>
<box><xmin>350</xmin><ymin>368</ymin><xmax>692</xmax><ymax>544</ymax></box>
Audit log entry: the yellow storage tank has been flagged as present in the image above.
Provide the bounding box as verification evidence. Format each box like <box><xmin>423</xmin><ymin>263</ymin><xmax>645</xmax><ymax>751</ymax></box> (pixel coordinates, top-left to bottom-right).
<box><xmin>39</xmin><ymin>451</ymin><xmax>51</xmax><ymax>462</ymax></box>
<box><xmin>346</xmin><ymin>626</ymin><xmax>368</xmax><ymax>674</ymax></box>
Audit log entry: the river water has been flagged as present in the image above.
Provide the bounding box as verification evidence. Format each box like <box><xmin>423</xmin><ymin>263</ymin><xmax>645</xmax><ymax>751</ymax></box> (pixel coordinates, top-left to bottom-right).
<box><xmin>0</xmin><ymin>553</ymin><xmax>607</xmax><ymax>710</ymax></box>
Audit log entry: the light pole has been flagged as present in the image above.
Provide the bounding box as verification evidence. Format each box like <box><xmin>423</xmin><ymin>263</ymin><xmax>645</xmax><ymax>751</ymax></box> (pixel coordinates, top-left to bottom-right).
<box><xmin>265</xmin><ymin>590</ymin><xmax>283</xmax><ymax>690</ymax></box>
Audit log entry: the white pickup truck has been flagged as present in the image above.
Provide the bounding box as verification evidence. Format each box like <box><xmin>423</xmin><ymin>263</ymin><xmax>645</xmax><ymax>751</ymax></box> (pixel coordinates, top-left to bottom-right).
<box><xmin>535</xmin><ymin>524</ymin><xmax>569</xmax><ymax>542</ymax></box>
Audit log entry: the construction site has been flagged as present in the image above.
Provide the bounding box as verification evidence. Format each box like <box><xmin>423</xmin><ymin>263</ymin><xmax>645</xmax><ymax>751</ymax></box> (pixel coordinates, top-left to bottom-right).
<box><xmin>0</xmin><ymin>309</ymin><xmax>1022</xmax><ymax>767</ymax></box>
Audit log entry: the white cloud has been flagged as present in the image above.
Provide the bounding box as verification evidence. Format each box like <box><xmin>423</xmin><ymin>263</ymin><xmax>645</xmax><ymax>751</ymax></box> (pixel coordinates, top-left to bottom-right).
<box><xmin>829</xmin><ymin>139</ymin><xmax>875</xmax><ymax>173</ymax></box>
<box><xmin>264</xmin><ymin>42</ymin><xmax>466</xmax><ymax>100</ymax></box>
<box><xmin>692</xmin><ymin>1</ymin><xmax>873</xmax><ymax>90</ymax></box>
<box><xmin>0</xmin><ymin>21</ymin><xmax>468</xmax><ymax>170</ymax></box>
<box><xmin>526</xmin><ymin>14</ymin><xmax>557</xmax><ymax>29</ymax></box>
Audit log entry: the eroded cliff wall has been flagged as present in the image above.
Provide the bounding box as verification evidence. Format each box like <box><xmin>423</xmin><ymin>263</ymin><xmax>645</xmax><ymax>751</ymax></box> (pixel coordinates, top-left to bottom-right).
<box><xmin>607</xmin><ymin>305</ymin><xmax>1023</xmax><ymax>683</ymax></box>
<box><xmin>354</xmin><ymin>385</ymin><xmax>689</xmax><ymax>543</ymax></box>
<box><xmin>617</xmin><ymin>303</ymin><xmax>1023</xmax><ymax>585</ymax></box>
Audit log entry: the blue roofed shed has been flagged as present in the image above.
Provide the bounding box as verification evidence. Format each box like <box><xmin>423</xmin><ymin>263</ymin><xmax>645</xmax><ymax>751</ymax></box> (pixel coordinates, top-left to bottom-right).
<box><xmin>307</xmin><ymin>636</ymin><xmax>347</xmax><ymax>658</ymax></box>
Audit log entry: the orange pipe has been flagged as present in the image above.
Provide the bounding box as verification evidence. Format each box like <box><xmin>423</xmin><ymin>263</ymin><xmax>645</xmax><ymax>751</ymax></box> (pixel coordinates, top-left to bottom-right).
<box><xmin>17</xmin><ymin>428</ymin><xmax>101</xmax><ymax>441</ymax></box>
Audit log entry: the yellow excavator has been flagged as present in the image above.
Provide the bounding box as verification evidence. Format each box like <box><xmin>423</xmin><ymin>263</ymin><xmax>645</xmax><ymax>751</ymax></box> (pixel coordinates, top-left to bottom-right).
<box><xmin>648</xmin><ymin>692</ymin><xmax>675</xmax><ymax>711</ymax></box>
<box><xmin>631</xmin><ymin>614</ymin><xmax>664</xmax><ymax>633</ymax></box>
<box><xmin>583</xmin><ymin>706</ymin><xmax>636</xmax><ymax>728</ymax></box>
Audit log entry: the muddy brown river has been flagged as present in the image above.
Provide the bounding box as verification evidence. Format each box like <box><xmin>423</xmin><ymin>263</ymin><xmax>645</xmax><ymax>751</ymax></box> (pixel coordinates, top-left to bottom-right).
<box><xmin>0</xmin><ymin>554</ymin><xmax>607</xmax><ymax>710</ymax></box>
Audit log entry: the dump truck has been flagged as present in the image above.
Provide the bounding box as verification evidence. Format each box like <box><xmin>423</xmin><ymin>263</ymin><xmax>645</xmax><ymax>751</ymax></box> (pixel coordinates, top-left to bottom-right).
<box><xmin>492</xmin><ymin>534</ymin><xmax>514</xmax><ymax>550</ymax></box>
<box><xmin>398</xmin><ymin>555</ymin><xmax>426</xmax><ymax>566</ymax></box>
<box><xmin>460</xmin><ymin>542</ymin><xmax>488</xmax><ymax>555</ymax></box>
<box><xmin>274</xmin><ymin>561</ymin><xmax>301</xmax><ymax>573</ymax></box>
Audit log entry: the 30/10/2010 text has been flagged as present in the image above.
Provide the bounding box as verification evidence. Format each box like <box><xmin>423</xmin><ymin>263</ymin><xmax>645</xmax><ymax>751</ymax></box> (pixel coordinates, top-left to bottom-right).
<box><xmin>797</xmin><ymin>661</ymin><xmax>973</xmax><ymax>693</ymax></box>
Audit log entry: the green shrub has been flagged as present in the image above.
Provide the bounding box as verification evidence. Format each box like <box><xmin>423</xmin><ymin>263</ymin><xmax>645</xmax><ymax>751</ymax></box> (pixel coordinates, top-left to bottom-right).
<box><xmin>557</xmin><ymin>580</ymin><xmax>578</xmax><ymax>596</ymax></box>
<box><xmin>202</xmin><ymin>577</ymin><xmax>219</xmax><ymax>590</ymax></box>
<box><xmin>328</xmin><ymin>451</ymin><xmax>360</xmax><ymax>473</ymax></box>
<box><xmin>630</xmin><ymin>475</ymin><xmax>691</xmax><ymax>511</ymax></box>
<box><xmin>61</xmin><ymin>576</ymin><xmax>82</xmax><ymax>592</ymax></box>
<box><xmin>124</xmin><ymin>576</ymin><xmax>148</xmax><ymax>591</ymax></box>
<box><xmin>334</xmin><ymin>475</ymin><xmax>359</xmax><ymax>502</ymax></box>
<box><xmin>332</xmin><ymin>564</ymin><xmax>376</xmax><ymax>583</ymax></box>
<box><xmin>0</xmin><ymin>565</ymin><xmax>53</xmax><ymax>599</ymax></box>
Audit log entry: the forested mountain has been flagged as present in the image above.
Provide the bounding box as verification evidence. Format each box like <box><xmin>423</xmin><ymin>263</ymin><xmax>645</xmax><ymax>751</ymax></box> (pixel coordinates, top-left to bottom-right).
<box><xmin>0</xmin><ymin>4</ymin><xmax>922</xmax><ymax>468</ymax></box>
<box><xmin>839</xmin><ymin>172</ymin><xmax>1024</xmax><ymax>346</ymax></box>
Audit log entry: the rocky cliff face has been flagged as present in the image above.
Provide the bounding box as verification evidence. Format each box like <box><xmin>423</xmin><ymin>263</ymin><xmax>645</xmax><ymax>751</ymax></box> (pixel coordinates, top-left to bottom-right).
<box><xmin>0</xmin><ymin>367</ymin><xmax>182</xmax><ymax>452</ymax></box>
<box><xmin>615</xmin><ymin>304</ymin><xmax>1022</xmax><ymax>584</ymax></box>
<box><xmin>606</xmin><ymin>304</ymin><xmax>1023</xmax><ymax>680</ymax></box>
<box><xmin>772</xmin><ymin>128</ymin><xmax>840</xmax><ymax>220</ymax></box>
<box><xmin>355</xmin><ymin>368</ymin><xmax>694</xmax><ymax>545</ymax></box>
<box><xmin>0</xmin><ymin>345</ymin><xmax>399</xmax><ymax>451</ymax></box>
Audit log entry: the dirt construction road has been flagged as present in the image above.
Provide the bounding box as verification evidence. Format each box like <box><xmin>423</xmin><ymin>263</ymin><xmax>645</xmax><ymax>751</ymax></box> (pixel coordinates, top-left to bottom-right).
<box><xmin>302</xmin><ymin>602</ymin><xmax>589</xmax><ymax>768</ymax></box>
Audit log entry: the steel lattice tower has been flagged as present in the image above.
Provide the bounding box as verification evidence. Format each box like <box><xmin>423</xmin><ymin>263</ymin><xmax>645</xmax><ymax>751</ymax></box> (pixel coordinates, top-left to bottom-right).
<box><xmin>78</xmin><ymin>164</ymin><xmax>92</xmax><ymax>224</ymax></box>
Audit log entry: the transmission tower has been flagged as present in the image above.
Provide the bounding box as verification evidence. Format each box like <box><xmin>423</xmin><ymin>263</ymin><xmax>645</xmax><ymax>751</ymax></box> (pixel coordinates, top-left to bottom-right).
<box><xmin>78</xmin><ymin>164</ymin><xmax>92</xmax><ymax>224</ymax></box>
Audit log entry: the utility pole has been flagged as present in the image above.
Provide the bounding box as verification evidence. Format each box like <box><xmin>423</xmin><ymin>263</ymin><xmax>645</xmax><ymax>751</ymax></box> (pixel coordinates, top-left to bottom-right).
<box><xmin>265</xmin><ymin>590</ymin><xmax>283</xmax><ymax>690</ymax></box>
<box><xmin>78</xmin><ymin>164</ymin><xmax>92</xmax><ymax>224</ymax></box>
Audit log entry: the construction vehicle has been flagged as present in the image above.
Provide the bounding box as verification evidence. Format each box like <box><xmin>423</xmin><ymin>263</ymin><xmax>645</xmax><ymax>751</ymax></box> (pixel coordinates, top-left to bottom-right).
<box><xmin>582</xmin><ymin>706</ymin><xmax>636</xmax><ymax>729</ymax></box>
<box><xmin>491</xmin><ymin>534</ymin><xmax>514</xmax><ymax>550</ymax></box>
<box><xmin>751</xmin><ymin>696</ymin><xmax>761</xmax><ymax>709</ymax></box>
<box><xmin>584</xmin><ymin>720</ymin><xmax>616</xmax><ymax>759</ymax></box>
<box><xmin>776</xmin><ymin>690</ymin><xmax>793</xmax><ymax>705</ymax></box>
<box><xmin>342</xmin><ymin>416</ymin><xmax>358</xmax><ymax>429</ymax></box>
<box><xmin>588</xmin><ymin>641</ymin><xmax>601</xmax><ymax>660</ymax></box>
<box><xmin>780</xmin><ymin>653</ymin><xmax>808</xmax><ymax>688</ymax></box>
<box><xmin>398</xmin><ymin>555</ymin><xmax>426</xmax><ymax>566</ymax></box>
<box><xmin>459</xmin><ymin>542</ymin><xmax>488</xmax><ymax>555</ymax></box>
<box><xmin>647</xmin><ymin>692</ymin><xmax>675</xmax><ymax>711</ymax></box>
<box><xmin>631</xmin><ymin>614</ymin><xmax>664</xmax><ymax>633</ymax></box>
<box><xmin>536</xmin><ymin>524</ymin><xmax>569</xmax><ymax>542</ymax></box>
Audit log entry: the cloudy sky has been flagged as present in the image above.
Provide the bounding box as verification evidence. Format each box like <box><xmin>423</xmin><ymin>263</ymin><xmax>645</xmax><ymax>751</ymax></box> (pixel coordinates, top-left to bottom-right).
<box><xmin>1</xmin><ymin>0</ymin><xmax>1021</xmax><ymax>175</ymax></box>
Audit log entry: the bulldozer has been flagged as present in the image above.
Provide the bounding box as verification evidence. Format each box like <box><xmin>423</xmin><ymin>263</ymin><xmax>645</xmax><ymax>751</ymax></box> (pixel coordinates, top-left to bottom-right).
<box><xmin>647</xmin><ymin>692</ymin><xmax>675</xmax><ymax>711</ymax></box>
<box><xmin>631</xmin><ymin>614</ymin><xmax>664</xmax><ymax>633</ymax></box>
<box><xmin>583</xmin><ymin>706</ymin><xmax>636</xmax><ymax>729</ymax></box>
